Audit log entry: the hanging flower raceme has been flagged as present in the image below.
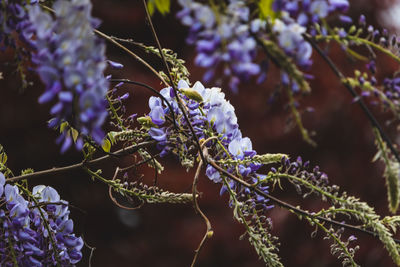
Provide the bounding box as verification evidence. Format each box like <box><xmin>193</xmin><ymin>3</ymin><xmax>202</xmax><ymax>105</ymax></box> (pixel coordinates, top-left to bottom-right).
<box><xmin>28</xmin><ymin>0</ymin><xmax>109</xmax><ymax>152</ymax></box>
<box><xmin>142</xmin><ymin>80</ymin><xmax>271</xmax><ymax>210</ymax></box>
<box><xmin>0</xmin><ymin>172</ymin><xmax>83</xmax><ymax>266</ymax></box>
<box><xmin>177</xmin><ymin>0</ymin><xmax>266</xmax><ymax>92</ymax></box>
<box><xmin>176</xmin><ymin>0</ymin><xmax>350</xmax><ymax>93</ymax></box>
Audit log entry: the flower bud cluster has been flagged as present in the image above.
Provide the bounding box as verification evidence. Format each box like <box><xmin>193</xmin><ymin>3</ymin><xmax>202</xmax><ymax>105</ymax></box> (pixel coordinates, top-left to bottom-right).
<box><xmin>27</xmin><ymin>0</ymin><xmax>109</xmax><ymax>152</ymax></box>
<box><xmin>381</xmin><ymin>77</ymin><xmax>400</xmax><ymax>106</ymax></box>
<box><xmin>0</xmin><ymin>172</ymin><xmax>83</xmax><ymax>266</ymax></box>
<box><xmin>272</xmin><ymin>155</ymin><xmax>332</xmax><ymax>198</ymax></box>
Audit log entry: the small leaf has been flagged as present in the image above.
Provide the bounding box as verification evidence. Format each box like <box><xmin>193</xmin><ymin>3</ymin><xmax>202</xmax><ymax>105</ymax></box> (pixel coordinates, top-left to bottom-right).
<box><xmin>147</xmin><ymin>1</ymin><xmax>155</xmax><ymax>16</ymax></box>
<box><xmin>107</xmin><ymin>131</ymin><xmax>117</xmax><ymax>144</ymax></box>
<box><xmin>70</xmin><ymin>128</ymin><xmax>79</xmax><ymax>143</ymax></box>
<box><xmin>259</xmin><ymin>0</ymin><xmax>276</xmax><ymax>19</ymax></box>
<box><xmin>102</xmin><ymin>139</ymin><xmax>112</xmax><ymax>153</ymax></box>
<box><xmin>0</xmin><ymin>153</ymin><xmax>7</xmax><ymax>164</ymax></box>
<box><xmin>154</xmin><ymin>0</ymin><xmax>170</xmax><ymax>15</ymax></box>
<box><xmin>60</xmin><ymin>121</ymin><xmax>68</xmax><ymax>133</ymax></box>
<box><xmin>147</xmin><ymin>0</ymin><xmax>170</xmax><ymax>16</ymax></box>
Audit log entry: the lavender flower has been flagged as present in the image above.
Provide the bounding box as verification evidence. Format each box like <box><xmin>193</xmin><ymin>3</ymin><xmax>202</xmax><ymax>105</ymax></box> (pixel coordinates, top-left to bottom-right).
<box><xmin>0</xmin><ymin>172</ymin><xmax>83</xmax><ymax>266</ymax></box>
<box><xmin>0</xmin><ymin>0</ymin><xmax>38</xmax><ymax>49</ymax></box>
<box><xmin>177</xmin><ymin>0</ymin><xmax>265</xmax><ymax>92</ymax></box>
<box><xmin>143</xmin><ymin>80</ymin><xmax>267</xmax><ymax>209</ymax></box>
<box><xmin>28</xmin><ymin>0</ymin><xmax>109</xmax><ymax>152</ymax></box>
<box><xmin>272</xmin><ymin>18</ymin><xmax>312</xmax><ymax>68</ymax></box>
<box><xmin>177</xmin><ymin>0</ymin><xmax>350</xmax><ymax>92</ymax></box>
<box><xmin>273</xmin><ymin>0</ymin><xmax>349</xmax><ymax>26</ymax></box>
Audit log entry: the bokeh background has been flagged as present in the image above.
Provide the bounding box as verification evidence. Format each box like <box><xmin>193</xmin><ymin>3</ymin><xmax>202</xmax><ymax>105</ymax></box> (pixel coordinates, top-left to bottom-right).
<box><xmin>2</xmin><ymin>0</ymin><xmax>400</xmax><ymax>266</ymax></box>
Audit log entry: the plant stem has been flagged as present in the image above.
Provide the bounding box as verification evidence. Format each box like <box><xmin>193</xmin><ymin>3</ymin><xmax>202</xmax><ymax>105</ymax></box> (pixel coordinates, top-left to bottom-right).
<box><xmin>6</xmin><ymin>141</ymin><xmax>154</xmax><ymax>183</ymax></box>
<box><xmin>304</xmin><ymin>34</ymin><xmax>400</xmax><ymax>166</ymax></box>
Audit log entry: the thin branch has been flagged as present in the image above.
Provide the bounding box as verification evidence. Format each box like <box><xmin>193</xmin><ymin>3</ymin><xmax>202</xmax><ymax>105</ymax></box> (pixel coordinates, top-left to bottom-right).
<box><xmin>6</xmin><ymin>141</ymin><xmax>155</xmax><ymax>183</ymax></box>
<box><xmin>108</xmin><ymin>167</ymin><xmax>144</xmax><ymax>210</ymax></box>
<box><xmin>304</xmin><ymin>34</ymin><xmax>400</xmax><ymax>165</ymax></box>
<box><xmin>109</xmin><ymin>78</ymin><xmax>178</xmax><ymax>130</ymax></box>
<box><xmin>190</xmin><ymin>159</ymin><xmax>213</xmax><ymax>267</ymax></box>
<box><xmin>83</xmin><ymin>238</ymin><xmax>96</xmax><ymax>267</ymax></box>
<box><xmin>206</xmin><ymin>156</ymin><xmax>400</xmax><ymax>244</ymax></box>
<box><xmin>94</xmin><ymin>30</ymin><xmax>168</xmax><ymax>86</ymax></box>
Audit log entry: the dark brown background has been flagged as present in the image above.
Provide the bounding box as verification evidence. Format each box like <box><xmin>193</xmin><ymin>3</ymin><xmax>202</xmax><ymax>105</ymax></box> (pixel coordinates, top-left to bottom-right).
<box><xmin>1</xmin><ymin>0</ymin><xmax>400</xmax><ymax>266</ymax></box>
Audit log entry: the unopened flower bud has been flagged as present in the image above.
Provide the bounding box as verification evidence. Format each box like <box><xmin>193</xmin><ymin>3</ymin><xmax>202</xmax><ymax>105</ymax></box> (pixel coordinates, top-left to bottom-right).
<box><xmin>180</xmin><ymin>88</ymin><xmax>203</xmax><ymax>102</ymax></box>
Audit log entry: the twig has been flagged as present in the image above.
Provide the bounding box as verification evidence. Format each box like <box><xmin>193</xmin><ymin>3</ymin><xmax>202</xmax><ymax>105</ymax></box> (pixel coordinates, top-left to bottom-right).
<box><xmin>206</xmin><ymin>156</ymin><xmax>400</xmax><ymax>244</ymax></box>
<box><xmin>6</xmin><ymin>141</ymin><xmax>155</xmax><ymax>183</ymax></box>
<box><xmin>94</xmin><ymin>30</ymin><xmax>168</xmax><ymax>86</ymax></box>
<box><xmin>304</xmin><ymin>34</ymin><xmax>400</xmax><ymax>165</ymax></box>
<box><xmin>108</xmin><ymin>167</ymin><xmax>144</xmax><ymax>210</ymax></box>
<box><xmin>83</xmin><ymin>238</ymin><xmax>96</xmax><ymax>267</ymax></box>
<box><xmin>109</xmin><ymin>78</ymin><xmax>178</xmax><ymax>130</ymax></box>
<box><xmin>190</xmin><ymin>158</ymin><xmax>213</xmax><ymax>267</ymax></box>
<box><xmin>141</xmin><ymin>0</ymin><xmax>207</xmax><ymax>165</ymax></box>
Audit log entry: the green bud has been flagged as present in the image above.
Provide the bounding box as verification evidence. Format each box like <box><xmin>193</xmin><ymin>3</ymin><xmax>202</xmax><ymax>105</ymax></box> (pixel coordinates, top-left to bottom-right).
<box><xmin>137</xmin><ymin>116</ymin><xmax>156</xmax><ymax>128</ymax></box>
<box><xmin>180</xmin><ymin>88</ymin><xmax>203</xmax><ymax>102</ymax></box>
<box><xmin>348</xmin><ymin>25</ymin><xmax>356</xmax><ymax>34</ymax></box>
<box><xmin>253</xmin><ymin>153</ymin><xmax>288</xmax><ymax>164</ymax></box>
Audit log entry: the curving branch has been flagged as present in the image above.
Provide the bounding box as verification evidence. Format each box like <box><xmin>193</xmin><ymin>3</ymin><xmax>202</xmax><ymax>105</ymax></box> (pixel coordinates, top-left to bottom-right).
<box><xmin>304</xmin><ymin>34</ymin><xmax>400</xmax><ymax>166</ymax></box>
<box><xmin>6</xmin><ymin>141</ymin><xmax>155</xmax><ymax>183</ymax></box>
<box><xmin>206</xmin><ymin>155</ymin><xmax>400</xmax><ymax>245</ymax></box>
<box><xmin>141</xmin><ymin>0</ymin><xmax>207</xmax><ymax>165</ymax></box>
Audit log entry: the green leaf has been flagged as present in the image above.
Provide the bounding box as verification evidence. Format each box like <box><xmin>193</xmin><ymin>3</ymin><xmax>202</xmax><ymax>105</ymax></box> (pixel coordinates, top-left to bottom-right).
<box><xmin>155</xmin><ymin>0</ymin><xmax>170</xmax><ymax>15</ymax></box>
<box><xmin>70</xmin><ymin>128</ymin><xmax>79</xmax><ymax>143</ymax></box>
<box><xmin>102</xmin><ymin>139</ymin><xmax>112</xmax><ymax>153</ymax></box>
<box><xmin>259</xmin><ymin>0</ymin><xmax>276</xmax><ymax>19</ymax></box>
<box><xmin>59</xmin><ymin>121</ymin><xmax>68</xmax><ymax>133</ymax></box>
<box><xmin>0</xmin><ymin>153</ymin><xmax>7</xmax><ymax>165</ymax></box>
<box><xmin>147</xmin><ymin>1</ymin><xmax>155</xmax><ymax>16</ymax></box>
<box><xmin>148</xmin><ymin>0</ymin><xmax>170</xmax><ymax>16</ymax></box>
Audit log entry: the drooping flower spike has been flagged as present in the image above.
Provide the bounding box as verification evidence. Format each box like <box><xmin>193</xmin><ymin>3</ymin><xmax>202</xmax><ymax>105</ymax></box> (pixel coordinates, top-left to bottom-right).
<box><xmin>28</xmin><ymin>0</ymin><xmax>109</xmax><ymax>152</ymax></box>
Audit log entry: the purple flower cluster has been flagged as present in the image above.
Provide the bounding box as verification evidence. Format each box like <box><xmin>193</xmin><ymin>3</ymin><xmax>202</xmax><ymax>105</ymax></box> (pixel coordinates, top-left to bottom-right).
<box><xmin>176</xmin><ymin>0</ymin><xmax>350</xmax><ymax>92</ymax></box>
<box><xmin>272</xmin><ymin>17</ymin><xmax>312</xmax><ymax>69</ymax></box>
<box><xmin>382</xmin><ymin>77</ymin><xmax>400</xmax><ymax>105</ymax></box>
<box><xmin>177</xmin><ymin>0</ymin><xmax>266</xmax><ymax>92</ymax></box>
<box><xmin>27</xmin><ymin>0</ymin><xmax>109</xmax><ymax>152</ymax></box>
<box><xmin>145</xmin><ymin>80</ymin><xmax>269</xmax><ymax>207</ymax></box>
<box><xmin>0</xmin><ymin>0</ymin><xmax>37</xmax><ymax>50</ymax></box>
<box><xmin>273</xmin><ymin>0</ymin><xmax>350</xmax><ymax>27</ymax></box>
<box><xmin>0</xmin><ymin>172</ymin><xmax>83</xmax><ymax>266</ymax></box>
<box><xmin>269</xmin><ymin>0</ymin><xmax>349</xmax><ymax>90</ymax></box>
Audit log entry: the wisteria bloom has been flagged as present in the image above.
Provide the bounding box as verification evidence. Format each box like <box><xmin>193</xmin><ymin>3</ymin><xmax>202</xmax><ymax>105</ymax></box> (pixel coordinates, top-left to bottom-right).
<box><xmin>0</xmin><ymin>172</ymin><xmax>83</xmax><ymax>266</ymax></box>
<box><xmin>273</xmin><ymin>0</ymin><xmax>349</xmax><ymax>25</ymax></box>
<box><xmin>177</xmin><ymin>0</ymin><xmax>350</xmax><ymax>92</ymax></box>
<box><xmin>273</xmin><ymin>18</ymin><xmax>313</xmax><ymax>68</ymax></box>
<box><xmin>144</xmin><ymin>80</ymin><xmax>269</xmax><ymax>210</ymax></box>
<box><xmin>27</xmin><ymin>0</ymin><xmax>109</xmax><ymax>152</ymax></box>
<box><xmin>177</xmin><ymin>0</ymin><xmax>265</xmax><ymax>92</ymax></box>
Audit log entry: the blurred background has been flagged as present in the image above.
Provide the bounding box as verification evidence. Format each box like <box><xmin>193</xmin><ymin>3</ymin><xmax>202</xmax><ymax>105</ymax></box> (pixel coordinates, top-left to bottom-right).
<box><xmin>2</xmin><ymin>0</ymin><xmax>400</xmax><ymax>266</ymax></box>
